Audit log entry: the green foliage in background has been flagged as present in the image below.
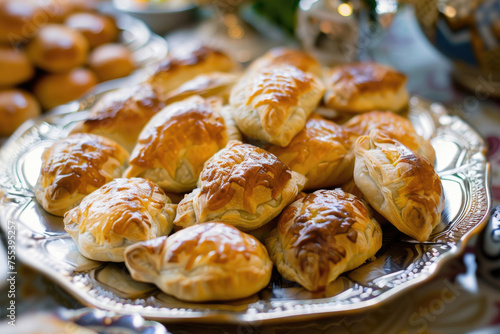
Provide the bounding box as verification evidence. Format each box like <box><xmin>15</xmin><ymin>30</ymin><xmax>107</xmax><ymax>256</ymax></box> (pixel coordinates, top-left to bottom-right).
<box><xmin>252</xmin><ymin>0</ymin><xmax>300</xmax><ymax>35</ymax></box>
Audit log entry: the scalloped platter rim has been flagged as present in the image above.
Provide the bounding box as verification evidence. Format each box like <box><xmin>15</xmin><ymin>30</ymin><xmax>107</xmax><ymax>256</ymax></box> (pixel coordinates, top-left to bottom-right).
<box><xmin>0</xmin><ymin>96</ymin><xmax>492</xmax><ymax>324</ymax></box>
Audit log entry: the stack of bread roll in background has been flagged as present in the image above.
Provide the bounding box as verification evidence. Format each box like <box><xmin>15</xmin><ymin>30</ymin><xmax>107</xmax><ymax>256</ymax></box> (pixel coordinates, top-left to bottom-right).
<box><xmin>0</xmin><ymin>0</ymin><xmax>136</xmax><ymax>137</ymax></box>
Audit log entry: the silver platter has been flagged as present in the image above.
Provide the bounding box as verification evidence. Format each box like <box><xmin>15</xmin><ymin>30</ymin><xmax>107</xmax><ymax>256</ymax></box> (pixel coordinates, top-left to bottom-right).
<box><xmin>0</xmin><ymin>96</ymin><xmax>491</xmax><ymax>324</ymax></box>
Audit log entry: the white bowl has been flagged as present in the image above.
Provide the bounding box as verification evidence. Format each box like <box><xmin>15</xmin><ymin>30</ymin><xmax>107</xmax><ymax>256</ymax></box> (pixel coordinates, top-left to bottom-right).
<box><xmin>113</xmin><ymin>0</ymin><xmax>198</xmax><ymax>35</ymax></box>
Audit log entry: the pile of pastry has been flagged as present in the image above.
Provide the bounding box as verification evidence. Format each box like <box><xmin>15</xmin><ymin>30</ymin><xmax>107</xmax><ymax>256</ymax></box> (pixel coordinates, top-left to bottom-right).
<box><xmin>0</xmin><ymin>0</ymin><xmax>136</xmax><ymax>137</ymax></box>
<box><xmin>34</xmin><ymin>46</ymin><xmax>444</xmax><ymax>302</ymax></box>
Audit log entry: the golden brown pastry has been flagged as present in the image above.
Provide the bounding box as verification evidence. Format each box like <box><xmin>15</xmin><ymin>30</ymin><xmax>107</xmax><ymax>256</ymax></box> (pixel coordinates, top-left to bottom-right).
<box><xmin>249</xmin><ymin>47</ymin><xmax>323</xmax><ymax>78</ymax></box>
<box><xmin>266</xmin><ymin>189</ymin><xmax>382</xmax><ymax>291</ymax></box>
<box><xmin>324</xmin><ymin>62</ymin><xmax>409</xmax><ymax>113</ymax></box>
<box><xmin>38</xmin><ymin>0</ymin><xmax>73</xmax><ymax>23</ymax></box>
<box><xmin>0</xmin><ymin>46</ymin><xmax>34</xmax><ymax>87</ymax></box>
<box><xmin>35</xmin><ymin>133</ymin><xmax>129</xmax><ymax>216</ymax></box>
<box><xmin>124</xmin><ymin>96</ymin><xmax>240</xmax><ymax>193</ymax></box>
<box><xmin>89</xmin><ymin>43</ymin><xmax>135</xmax><ymax>82</ymax></box>
<box><xmin>64</xmin><ymin>178</ymin><xmax>176</xmax><ymax>262</ymax></box>
<box><xmin>148</xmin><ymin>46</ymin><xmax>238</xmax><ymax>101</ymax></box>
<box><xmin>70</xmin><ymin>84</ymin><xmax>165</xmax><ymax>152</ymax></box>
<box><xmin>65</xmin><ymin>12</ymin><xmax>118</xmax><ymax>48</ymax></box>
<box><xmin>343</xmin><ymin>110</ymin><xmax>436</xmax><ymax>164</ymax></box>
<box><xmin>353</xmin><ymin>129</ymin><xmax>444</xmax><ymax>242</ymax></box>
<box><xmin>230</xmin><ymin>64</ymin><xmax>325</xmax><ymax>147</ymax></box>
<box><xmin>0</xmin><ymin>89</ymin><xmax>41</xmax><ymax>137</ymax></box>
<box><xmin>34</xmin><ymin>68</ymin><xmax>98</xmax><ymax>109</ymax></box>
<box><xmin>174</xmin><ymin>141</ymin><xmax>306</xmax><ymax>231</ymax></box>
<box><xmin>163</xmin><ymin>72</ymin><xmax>239</xmax><ymax>105</ymax></box>
<box><xmin>26</xmin><ymin>24</ymin><xmax>89</xmax><ymax>73</ymax></box>
<box><xmin>267</xmin><ymin>114</ymin><xmax>354</xmax><ymax>190</ymax></box>
<box><xmin>124</xmin><ymin>222</ymin><xmax>272</xmax><ymax>301</ymax></box>
<box><xmin>0</xmin><ymin>0</ymin><xmax>43</xmax><ymax>44</ymax></box>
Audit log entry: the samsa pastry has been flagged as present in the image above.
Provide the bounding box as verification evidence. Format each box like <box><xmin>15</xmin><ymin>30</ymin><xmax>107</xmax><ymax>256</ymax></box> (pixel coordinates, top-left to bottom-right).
<box><xmin>148</xmin><ymin>46</ymin><xmax>238</xmax><ymax>100</ymax></box>
<box><xmin>230</xmin><ymin>64</ymin><xmax>325</xmax><ymax>147</ymax></box>
<box><xmin>353</xmin><ymin>129</ymin><xmax>444</xmax><ymax>242</ymax></box>
<box><xmin>64</xmin><ymin>178</ymin><xmax>176</xmax><ymax>262</ymax></box>
<box><xmin>267</xmin><ymin>114</ymin><xmax>354</xmax><ymax>190</ymax></box>
<box><xmin>124</xmin><ymin>96</ymin><xmax>240</xmax><ymax>193</ymax></box>
<box><xmin>124</xmin><ymin>222</ymin><xmax>272</xmax><ymax>302</ymax></box>
<box><xmin>174</xmin><ymin>141</ymin><xmax>306</xmax><ymax>231</ymax></box>
<box><xmin>249</xmin><ymin>47</ymin><xmax>323</xmax><ymax>78</ymax></box>
<box><xmin>344</xmin><ymin>111</ymin><xmax>435</xmax><ymax>164</ymax></box>
<box><xmin>35</xmin><ymin>133</ymin><xmax>129</xmax><ymax>216</ymax></box>
<box><xmin>70</xmin><ymin>84</ymin><xmax>165</xmax><ymax>152</ymax></box>
<box><xmin>324</xmin><ymin>62</ymin><xmax>409</xmax><ymax>113</ymax></box>
<box><xmin>266</xmin><ymin>189</ymin><xmax>382</xmax><ymax>291</ymax></box>
<box><xmin>163</xmin><ymin>72</ymin><xmax>239</xmax><ymax>105</ymax></box>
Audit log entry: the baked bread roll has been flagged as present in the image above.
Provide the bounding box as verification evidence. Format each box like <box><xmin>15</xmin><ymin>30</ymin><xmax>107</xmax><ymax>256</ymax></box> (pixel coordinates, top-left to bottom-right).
<box><xmin>249</xmin><ymin>47</ymin><xmax>323</xmax><ymax>78</ymax></box>
<box><xmin>0</xmin><ymin>89</ymin><xmax>41</xmax><ymax>137</ymax></box>
<box><xmin>34</xmin><ymin>68</ymin><xmax>98</xmax><ymax>110</ymax></box>
<box><xmin>64</xmin><ymin>178</ymin><xmax>176</xmax><ymax>262</ymax></box>
<box><xmin>266</xmin><ymin>189</ymin><xmax>382</xmax><ymax>291</ymax></box>
<box><xmin>65</xmin><ymin>12</ymin><xmax>118</xmax><ymax>48</ymax></box>
<box><xmin>89</xmin><ymin>43</ymin><xmax>135</xmax><ymax>82</ymax></box>
<box><xmin>70</xmin><ymin>84</ymin><xmax>164</xmax><ymax>152</ymax></box>
<box><xmin>324</xmin><ymin>62</ymin><xmax>409</xmax><ymax>113</ymax></box>
<box><xmin>353</xmin><ymin>129</ymin><xmax>444</xmax><ymax>242</ymax></box>
<box><xmin>230</xmin><ymin>64</ymin><xmax>325</xmax><ymax>147</ymax></box>
<box><xmin>26</xmin><ymin>24</ymin><xmax>89</xmax><ymax>73</ymax></box>
<box><xmin>35</xmin><ymin>133</ymin><xmax>129</xmax><ymax>216</ymax></box>
<box><xmin>124</xmin><ymin>222</ymin><xmax>272</xmax><ymax>301</ymax></box>
<box><xmin>38</xmin><ymin>0</ymin><xmax>73</xmax><ymax>23</ymax></box>
<box><xmin>0</xmin><ymin>0</ymin><xmax>43</xmax><ymax>44</ymax></box>
<box><xmin>124</xmin><ymin>96</ymin><xmax>240</xmax><ymax>193</ymax></box>
<box><xmin>343</xmin><ymin>110</ymin><xmax>436</xmax><ymax>164</ymax></box>
<box><xmin>267</xmin><ymin>114</ymin><xmax>354</xmax><ymax>190</ymax></box>
<box><xmin>0</xmin><ymin>46</ymin><xmax>34</xmax><ymax>87</ymax></box>
<box><xmin>63</xmin><ymin>0</ymin><xmax>99</xmax><ymax>12</ymax></box>
<box><xmin>148</xmin><ymin>46</ymin><xmax>238</xmax><ymax>101</ymax></box>
<box><xmin>163</xmin><ymin>72</ymin><xmax>239</xmax><ymax>105</ymax></box>
<box><xmin>174</xmin><ymin>141</ymin><xmax>306</xmax><ymax>231</ymax></box>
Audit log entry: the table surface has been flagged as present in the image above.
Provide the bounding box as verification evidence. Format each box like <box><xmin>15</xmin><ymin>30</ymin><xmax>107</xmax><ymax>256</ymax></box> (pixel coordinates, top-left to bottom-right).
<box><xmin>1</xmin><ymin>5</ymin><xmax>500</xmax><ymax>334</ymax></box>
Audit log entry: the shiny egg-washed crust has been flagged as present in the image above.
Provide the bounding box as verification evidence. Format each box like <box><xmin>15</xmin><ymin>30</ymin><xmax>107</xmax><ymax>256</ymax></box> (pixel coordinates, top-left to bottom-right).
<box><xmin>174</xmin><ymin>141</ymin><xmax>306</xmax><ymax>231</ymax></box>
<box><xmin>124</xmin><ymin>96</ymin><xmax>241</xmax><ymax>193</ymax></box>
<box><xmin>266</xmin><ymin>189</ymin><xmax>382</xmax><ymax>292</ymax></box>
<box><xmin>267</xmin><ymin>114</ymin><xmax>354</xmax><ymax>190</ymax></box>
<box><xmin>163</xmin><ymin>72</ymin><xmax>239</xmax><ymax>105</ymax></box>
<box><xmin>124</xmin><ymin>222</ymin><xmax>272</xmax><ymax>302</ymax></box>
<box><xmin>343</xmin><ymin>111</ymin><xmax>436</xmax><ymax>164</ymax></box>
<box><xmin>70</xmin><ymin>84</ymin><xmax>165</xmax><ymax>152</ymax></box>
<box><xmin>35</xmin><ymin>133</ymin><xmax>129</xmax><ymax>217</ymax></box>
<box><xmin>248</xmin><ymin>47</ymin><xmax>323</xmax><ymax>78</ymax></box>
<box><xmin>353</xmin><ymin>129</ymin><xmax>444</xmax><ymax>242</ymax></box>
<box><xmin>64</xmin><ymin>178</ymin><xmax>176</xmax><ymax>262</ymax></box>
<box><xmin>148</xmin><ymin>46</ymin><xmax>238</xmax><ymax>101</ymax></box>
<box><xmin>230</xmin><ymin>64</ymin><xmax>325</xmax><ymax>147</ymax></box>
<box><xmin>324</xmin><ymin>62</ymin><xmax>409</xmax><ymax>113</ymax></box>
